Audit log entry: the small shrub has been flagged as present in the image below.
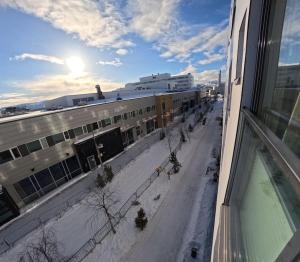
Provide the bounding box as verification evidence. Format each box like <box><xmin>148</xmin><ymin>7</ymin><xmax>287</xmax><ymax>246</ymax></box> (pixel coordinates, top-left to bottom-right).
<box><xmin>135</xmin><ymin>208</ymin><xmax>148</xmax><ymax>230</ymax></box>
<box><xmin>104</xmin><ymin>165</ymin><xmax>114</xmax><ymax>182</ymax></box>
<box><xmin>96</xmin><ymin>174</ymin><xmax>106</xmax><ymax>188</ymax></box>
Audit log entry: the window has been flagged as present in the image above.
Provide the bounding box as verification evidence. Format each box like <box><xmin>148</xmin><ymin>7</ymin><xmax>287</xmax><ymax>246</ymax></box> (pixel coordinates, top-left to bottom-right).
<box><xmin>114</xmin><ymin>115</ymin><xmax>121</xmax><ymax>123</ymax></box>
<box><xmin>27</xmin><ymin>140</ymin><xmax>42</xmax><ymax>153</ymax></box>
<box><xmin>49</xmin><ymin>163</ymin><xmax>68</xmax><ymax>186</ymax></box>
<box><xmin>11</xmin><ymin>147</ymin><xmax>21</xmax><ymax>159</ymax></box>
<box><xmin>101</xmin><ymin>118</ymin><xmax>111</xmax><ymax>127</ymax></box>
<box><xmin>131</xmin><ymin>111</ymin><xmax>136</xmax><ymax>117</ymax></box>
<box><xmin>235</xmin><ymin>13</ymin><xmax>246</xmax><ymax>81</ymax></box>
<box><xmin>258</xmin><ymin>0</ymin><xmax>300</xmax><ymax>158</ymax></box>
<box><xmin>229</xmin><ymin>121</ymin><xmax>300</xmax><ymax>261</ymax></box>
<box><xmin>34</xmin><ymin>169</ymin><xmax>55</xmax><ymax>193</ymax></box>
<box><xmin>136</xmin><ymin>126</ymin><xmax>141</xmax><ymax>136</ymax></box>
<box><xmin>68</xmin><ymin>129</ymin><xmax>75</xmax><ymax>139</ymax></box>
<box><xmin>18</xmin><ymin>144</ymin><xmax>29</xmax><ymax>157</ymax></box>
<box><xmin>83</xmin><ymin>126</ymin><xmax>88</xmax><ymax>133</ymax></box>
<box><xmin>14</xmin><ymin>177</ymin><xmax>37</xmax><ymax>199</ymax></box>
<box><xmin>64</xmin><ymin>131</ymin><xmax>70</xmax><ymax>140</ymax></box>
<box><xmin>0</xmin><ymin>150</ymin><xmax>13</xmax><ymax>164</ymax></box>
<box><xmin>123</xmin><ymin>113</ymin><xmax>128</xmax><ymax>120</ymax></box>
<box><xmin>146</xmin><ymin>106</ymin><xmax>151</xmax><ymax>112</ymax></box>
<box><xmin>46</xmin><ymin>133</ymin><xmax>65</xmax><ymax>146</ymax></box>
<box><xmin>151</xmin><ymin>105</ymin><xmax>156</xmax><ymax>111</ymax></box>
<box><xmin>86</xmin><ymin>123</ymin><xmax>93</xmax><ymax>133</ymax></box>
<box><xmin>92</xmin><ymin>122</ymin><xmax>98</xmax><ymax>130</ymax></box>
<box><xmin>139</xmin><ymin>109</ymin><xmax>143</xmax><ymax>115</ymax></box>
<box><xmin>65</xmin><ymin>156</ymin><xmax>81</xmax><ymax>177</ymax></box>
<box><xmin>162</xmin><ymin>102</ymin><xmax>166</xmax><ymax>111</ymax></box>
<box><xmin>73</xmin><ymin>127</ymin><xmax>83</xmax><ymax>136</ymax></box>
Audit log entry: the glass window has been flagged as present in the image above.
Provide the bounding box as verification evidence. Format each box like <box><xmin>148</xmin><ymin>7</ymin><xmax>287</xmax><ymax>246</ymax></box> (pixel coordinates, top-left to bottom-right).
<box><xmin>114</xmin><ymin>115</ymin><xmax>121</xmax><ymax>123</ymax></box>
<box><xmin>14</xmin><ymin>177</ymin><xmax>36</xmax><ymax>199</ymax></box>
<box><xmin>73</xmin><ymin>127</ymin><xmax>83</xmax><ymax>136</ymax></box>
<box><xmin>27</xmin><ymin>140</ymin><xmax>42</xmax><ymax>153</ymax></box>
<box><xmin>49</xmin><ymin>163</ymin><xmax>68</xmax><ymax>186</ymax></box>
<box><xmin>101</xmin><ymin>118</ymin><xmax>111</xmax><ymax>127</ymax></box>
<box><xmin>18</xmin><ymin>144</ymin><xmax>29</xmax><ymax>157</ymax></box>
<box><xmin>83</xmin><ymin>126</ymin><xmax>87</xmax><ymax>133</ymax></box>
<box><xmin>229</xmin><ymin>121</ymin><xmax>300</xmax><ymax>261</ymax></box>
<box><xmin>64</xmin><ymin>131</ymin><xmax>70</xmax><ymax>140</ymax></box>
<box><xmin>86</xmin><ymin>123</ymin><xmax>93</xmax><ymax>133</ymax></box>
<box><xmin>34</xmin><ymin>169</ymin><xmax>55</xmax><ymax>193</ymax></box>
<box><xmin>92</xmin><ymin>122</ymin><xmax>98</xmax><ymax>130</ymax></box>
<box><xmin>68</xmin><ymin>129</ymin><xmax>75</xmax><ymax>139</ymax></box>
<box><xmin>139</xmin><ymin>109</ymin><xmax>143</xmax><ymax>115</ymax></box>
<box><xmin>259</xmin><ymin>0</ymin><xmax>300</xmax><ymax>157</ymax></box>
<box><xmin>235</xmin><ymin>13</ymin><xmax>246</xmax><ymax>81</ymax></box>
<box><xmin>11</xmin><ymin>147</ymin><xmax>21</xmax><ymax>159</ymax></box>
<box><xmin>65</xmin><ymin>156</ymin><xmax>80</xmax><ymax>173</ymax></box>
<box><xmin>0</xmin><ymin>150</ymin><xmax>13</xmax><ymax>164</ymax></box>
<box><xmin>123</xmin><ymin>113</ymin><xmax>128</xmax><ymax>120</ymax></box>
<box><xmin>46</xmin><ymin>136</ymin><xmax>55</xmax><ymax>147</ymax></box>
<box><xmin>52</xmin><ymin>133</ymin><xmax>65</xmax><ymax>144</ymax></box>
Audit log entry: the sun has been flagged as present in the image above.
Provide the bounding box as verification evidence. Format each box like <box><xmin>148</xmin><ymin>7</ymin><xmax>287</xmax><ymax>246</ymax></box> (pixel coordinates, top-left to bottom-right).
<box><xmin>66</xmin><ymin>56</ymin><xmax>85</xmax><ymax>76</ymax></box>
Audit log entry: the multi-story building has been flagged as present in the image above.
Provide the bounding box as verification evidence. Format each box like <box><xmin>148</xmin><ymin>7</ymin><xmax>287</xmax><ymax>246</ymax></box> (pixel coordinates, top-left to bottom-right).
<box><xmin>0</xmin><ymin>91</ymin><xmax>200</xmax><ymax>226</ymax></box>
<box><xmin>212</xmin><ymin>0</ymin><xmax>300</xmax><ymax>261</ymax></box>
<box><xmin>125</xmin><ymin>73</ymin><xmax>194</xmax><ymax>91</ymax></box>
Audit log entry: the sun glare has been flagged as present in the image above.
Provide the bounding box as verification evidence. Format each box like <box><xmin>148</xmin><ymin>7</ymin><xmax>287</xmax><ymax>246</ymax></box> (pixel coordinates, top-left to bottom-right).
<box><xmin>66</xmin><ymin>56</ymin><xmax>85</xmax><ymax>76</ymax></box>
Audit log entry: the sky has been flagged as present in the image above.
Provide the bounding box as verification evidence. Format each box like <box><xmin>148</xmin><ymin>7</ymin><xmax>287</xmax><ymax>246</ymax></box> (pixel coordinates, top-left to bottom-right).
<box><xmin>0</xmin><ymin>0</ymin><xmax>230</xmax><ymax>107</ymax></box>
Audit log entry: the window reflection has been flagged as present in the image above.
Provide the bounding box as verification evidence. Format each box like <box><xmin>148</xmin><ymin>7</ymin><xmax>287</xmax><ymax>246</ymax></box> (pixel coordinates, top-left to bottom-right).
<box><xmin>259</xmin><ymin>0</ymin><xmax>300</xmax><ymax>157</ymax></box>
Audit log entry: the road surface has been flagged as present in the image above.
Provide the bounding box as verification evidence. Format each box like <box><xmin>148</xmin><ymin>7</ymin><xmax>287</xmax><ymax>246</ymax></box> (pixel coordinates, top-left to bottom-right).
<box><xmin>122</xmin><ymin>102</ymin><xmax>222</xmax><ymax>262</ymax></box>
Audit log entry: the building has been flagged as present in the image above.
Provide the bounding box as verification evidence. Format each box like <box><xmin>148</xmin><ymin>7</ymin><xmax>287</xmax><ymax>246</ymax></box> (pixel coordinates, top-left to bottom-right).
<box><xmin>0</xmin><ymin>91</ymin><xmax>201</xmax><ymax>226</ymax></box>
<box><xmin>212</xmin><ymin>0</ymin><xmax>300</xmax><ymax>261</ymax></box>
<box><xmin>125</xmin><ymin>73</ymin><xmax>194</xmax><ymax>91</ymax></box>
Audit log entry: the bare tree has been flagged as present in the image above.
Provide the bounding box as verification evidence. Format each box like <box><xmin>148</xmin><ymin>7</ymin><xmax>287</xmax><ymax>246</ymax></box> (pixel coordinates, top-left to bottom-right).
<box><xmin>18</xmin><ymin>228</ymin><xmax>64</xmax><ymax>262</ymax></box>
<box><xmin>165</xmin><ymin>126</ymin><xmax>174</xmax><ymax>154</ymax></box>
<box><xmin>85</xmin><ymin>187</ymin><xmax>119</xmax><ymax>234</ymax></box>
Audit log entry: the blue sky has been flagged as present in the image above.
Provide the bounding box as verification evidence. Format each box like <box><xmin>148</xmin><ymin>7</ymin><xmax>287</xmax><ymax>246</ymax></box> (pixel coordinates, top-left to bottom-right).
<box><xmin>0</xmin><ymin>0</ymin><xmax>230</xmax><ymax>107</ymax></box>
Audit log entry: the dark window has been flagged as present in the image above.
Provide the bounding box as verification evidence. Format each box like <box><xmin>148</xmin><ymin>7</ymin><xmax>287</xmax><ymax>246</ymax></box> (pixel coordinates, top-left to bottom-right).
<box><xmin>46</xmin><ymin>136</ymin><xmax>54</xmax><ymax>147</ymax></box>
<box><xmin>14</xmin><ymin>178</ymin><xmax>36</xmax><ymax>199</ymax></box>
<box><xmin>98</xmin><ymin>121</ymin><xmax>102</xmax><ymax>128</ymax></box>
<box><xmin>64</xmin><ymin>131</ymin><xmax>70</xmax><ymax>140</ymax></box>
<box><xmin>27</xmin><ymin>140</ymin><xmax>42</xmax><ymax>153</ymax></box>
<box><xmin>11</xmin><ymin>147</ymin><xmax>21</xmax><ymax>159</ymax></box>
<box><xmin>34</xmin><ymin>169</ymin><xmax>55</xmax><ymax>193</ymax></box>
<box><xmin>136</xmin><ymin>126</ymin><xmax>141</xmax><ymax>136</ymax></box>
<box><xmin>146</xmin><ymin>107</ymin><xmax>151</xmax><ymax>112</ymax></box>
<box><xmin>87</xmin><ymin>123</ymin><xmax>93</xmax><ymax>133</ymax></box>
<box><xmin>73</xmin><ymin>127</ymin><xmax>83</xmax><ymax>136</ymax></box>
<box><xmin>52</xmin><ymin>133</ymin><xmax>65</xmax><ymax>144</ymax></box>
<box><xmin>114</xmin><ymin>115</ymin><xmax>121</xmax><ymax>123</ymax></box>
<box><xmin>132</xmin><ymin>111</ymin><xmax>136</xmax><ymax>117</ymax></box>
<box><xmin>87</xmin><ymin>97</ymin><xmax>94</xmax><ymax>101</ymax></box>
<box><xmin>83</xmin><ymin>126</ymin><xmax>87</xmax><ymax>133</ymax></box>
<box><xmin>49</xmin><ymin>163</ymin><xmax>67</xmax><ymax>186</ymax></box>
<box><xmin>162</xmin><ymin>102</ymin><xmax>166</xmax><ymax>111</ymax></box>
<box><xmin>123</xmin><ymin>113</ymin><xmax>128</xmax><ymax>120</ymax></box>
<box><xmin>66</xmin><ymin>156</ymin><xmax>81</xmax><ymax>177</ymax></box>
<box><xmin>0</xmin><ymin>150</ymin><xmax>13</xmax><ymax>164</ymax></box>
<box><xmin>68</xmin><ymin>129</ymin><xmax>75</xmax><ymax>139</ymax></box>
<box><xmin>92</xmin><ymin>122</ymin><xmax>98</xmax><ymax>130</ymax></box>
<box><xmin>139</xmin><ymin>109</ymin><xmax>143</xmax><ymax>115</ymax></box>
<box><xmin>18</xmin><ymin>144</ymin><xmax>29</xmax><ymax>157</ymax></box>
<box><xmin>101</xmin><ymin>118</ymin><xmax>111</xmax><ymax>127</ymax></box>
<box><xmin>236</xmin><ymin>13</ymin><xmax>246</xmax><ymax>80</ymax></box>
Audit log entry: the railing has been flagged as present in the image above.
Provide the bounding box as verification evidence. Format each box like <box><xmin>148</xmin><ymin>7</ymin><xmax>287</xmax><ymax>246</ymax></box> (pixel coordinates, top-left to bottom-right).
<box><xmin>66</xmin><ymin>142</ymin><xmax>182</xmax><ymax>262</ymax></box>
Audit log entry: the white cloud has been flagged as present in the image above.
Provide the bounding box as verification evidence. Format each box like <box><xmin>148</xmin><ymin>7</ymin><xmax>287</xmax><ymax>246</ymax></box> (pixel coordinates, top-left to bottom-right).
<box><xmin>127</xmin><ymin>0</ymin><xmax>180</xmax><ymax>41</ymax></box>
<box><xmin>116</xmin><ymin>48</ymin><xmax>128</xmax><ymax>55</ymax></box>
<box><xmin>2</xmin><ymin>73</ymin><xmax>123</xmax><ymax>107</ymax></box>
<box><xmin>9</xmin><ymin>53</ymin><xmax>64</xmax><ymax>64</ymax></box>
<box><xmin>198</xmin><ymin>51</ymin><xmax>225</xmax><ymax>65</ymax></box>
<box><xmin>1</xmin><ymin>0</ymin><xmax>132</xmax><ymax>49</ymax></box>
<box><xmin>178</xmin><ymin>64</ymin><xmax>221</xmax><ymax>84</ymax></box>
<box><xmin>97</xmin><ymin>58</ymin><xmax>122</xmax><ymax>67</ymax></box>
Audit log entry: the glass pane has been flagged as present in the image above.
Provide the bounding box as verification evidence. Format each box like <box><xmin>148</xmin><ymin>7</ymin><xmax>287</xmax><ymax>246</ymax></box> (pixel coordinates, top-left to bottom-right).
<box><xmin>18</xmin><ymin>144</ymin><xmax>29</xmax><ymax>157</ymax></box>
<box><xmin>259</xmin><ymin>0</ymin><xmax>300</xmax><ymax>157</ymax></box>
<box><xmin>52</xmin><ymin>133</ymin><xmax>65</xmax><ymax>144</ymax></box>
<box><xmin>73</xmin><ymin>127</ymin><xmax>83</xmax><ymax>136</ymax></box>
<box><xmin>66</xmin><ymin>156</ymin><xmax>81</xmax><ymax>173</ymax></box>
<box><xmin>34</xmin><ymin>169</ymin><xmax>55</xmax><ymax>193</ymax></box>
<box><xmin>230</xmin><ymin>121</ymin><xmax>300</xmax><ymax>261</ymax></box>
<box><xmin>0</xmin><ymin>150</ymin><xmax>13</xmax><ymax>164</ymax></box>
<box><xmin>27</xmin><ymin>140</ymin><xmax>42</xmax><ymax>153</ymax></box>
<box><xmin>14</xmin><ymin>177</ymin><xmax>36</xmax><ymax>198</ymax></box>
<box><xmin>11</xmin><ymin>147</ymin><xmax>21</xmax><ymax>158</ymax></box>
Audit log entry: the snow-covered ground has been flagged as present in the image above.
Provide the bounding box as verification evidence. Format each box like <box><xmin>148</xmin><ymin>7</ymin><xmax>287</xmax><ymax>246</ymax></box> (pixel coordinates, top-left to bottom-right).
<box><xmin>0</xmin><ymin>107</ymin><xmax>200</xmax><ymax>262</ymax></box>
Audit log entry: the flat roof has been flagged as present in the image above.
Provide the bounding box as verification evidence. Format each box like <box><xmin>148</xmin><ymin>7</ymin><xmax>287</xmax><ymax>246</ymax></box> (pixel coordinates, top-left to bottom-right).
<box><xmin>0</xmin><ymin>89</ymin><xmax>197</xmax><ymax>125</ymax></box>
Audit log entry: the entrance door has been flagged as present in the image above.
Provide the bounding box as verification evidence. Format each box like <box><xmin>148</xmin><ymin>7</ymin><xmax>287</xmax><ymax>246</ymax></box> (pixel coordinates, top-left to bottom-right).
<box><xmin>87</xmin><ymin>155</ymin><xmax>97</xmax><ymax>170</ymax></box>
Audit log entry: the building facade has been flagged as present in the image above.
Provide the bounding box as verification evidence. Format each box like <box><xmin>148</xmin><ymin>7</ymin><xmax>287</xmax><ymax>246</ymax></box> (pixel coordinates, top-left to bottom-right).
<box><xmin>213</xmin><ymin>0</ymin><xmax>300</xmax><ymax>261</ymax></box>
<box><xmin>0</xmin><ymin>91</ymin><xmax>199</xmax><ymax>226</ymax></box>
<box><xmin>125</xmin><ymin>73</ymin><xmax>194</xmax><ymax>91</ymax></box>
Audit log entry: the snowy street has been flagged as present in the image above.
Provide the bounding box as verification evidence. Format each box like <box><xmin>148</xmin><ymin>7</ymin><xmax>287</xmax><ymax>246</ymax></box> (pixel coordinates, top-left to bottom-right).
<box><xmin>122</xmin><ymin>101</ymin><xmax>222</xmax><ymax>262</ymax></box>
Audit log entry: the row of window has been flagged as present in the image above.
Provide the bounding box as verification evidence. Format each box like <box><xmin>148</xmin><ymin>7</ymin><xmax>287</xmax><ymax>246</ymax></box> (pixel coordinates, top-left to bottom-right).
<box><xmin>0</xmin><ymin>105</ymin><xmax>157</xmax><ymax>165</ymax></box>
<box><xmin>14</xmin><ymin>156</ymin><xmax>82</xmax><ymax>204</ymax></box>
